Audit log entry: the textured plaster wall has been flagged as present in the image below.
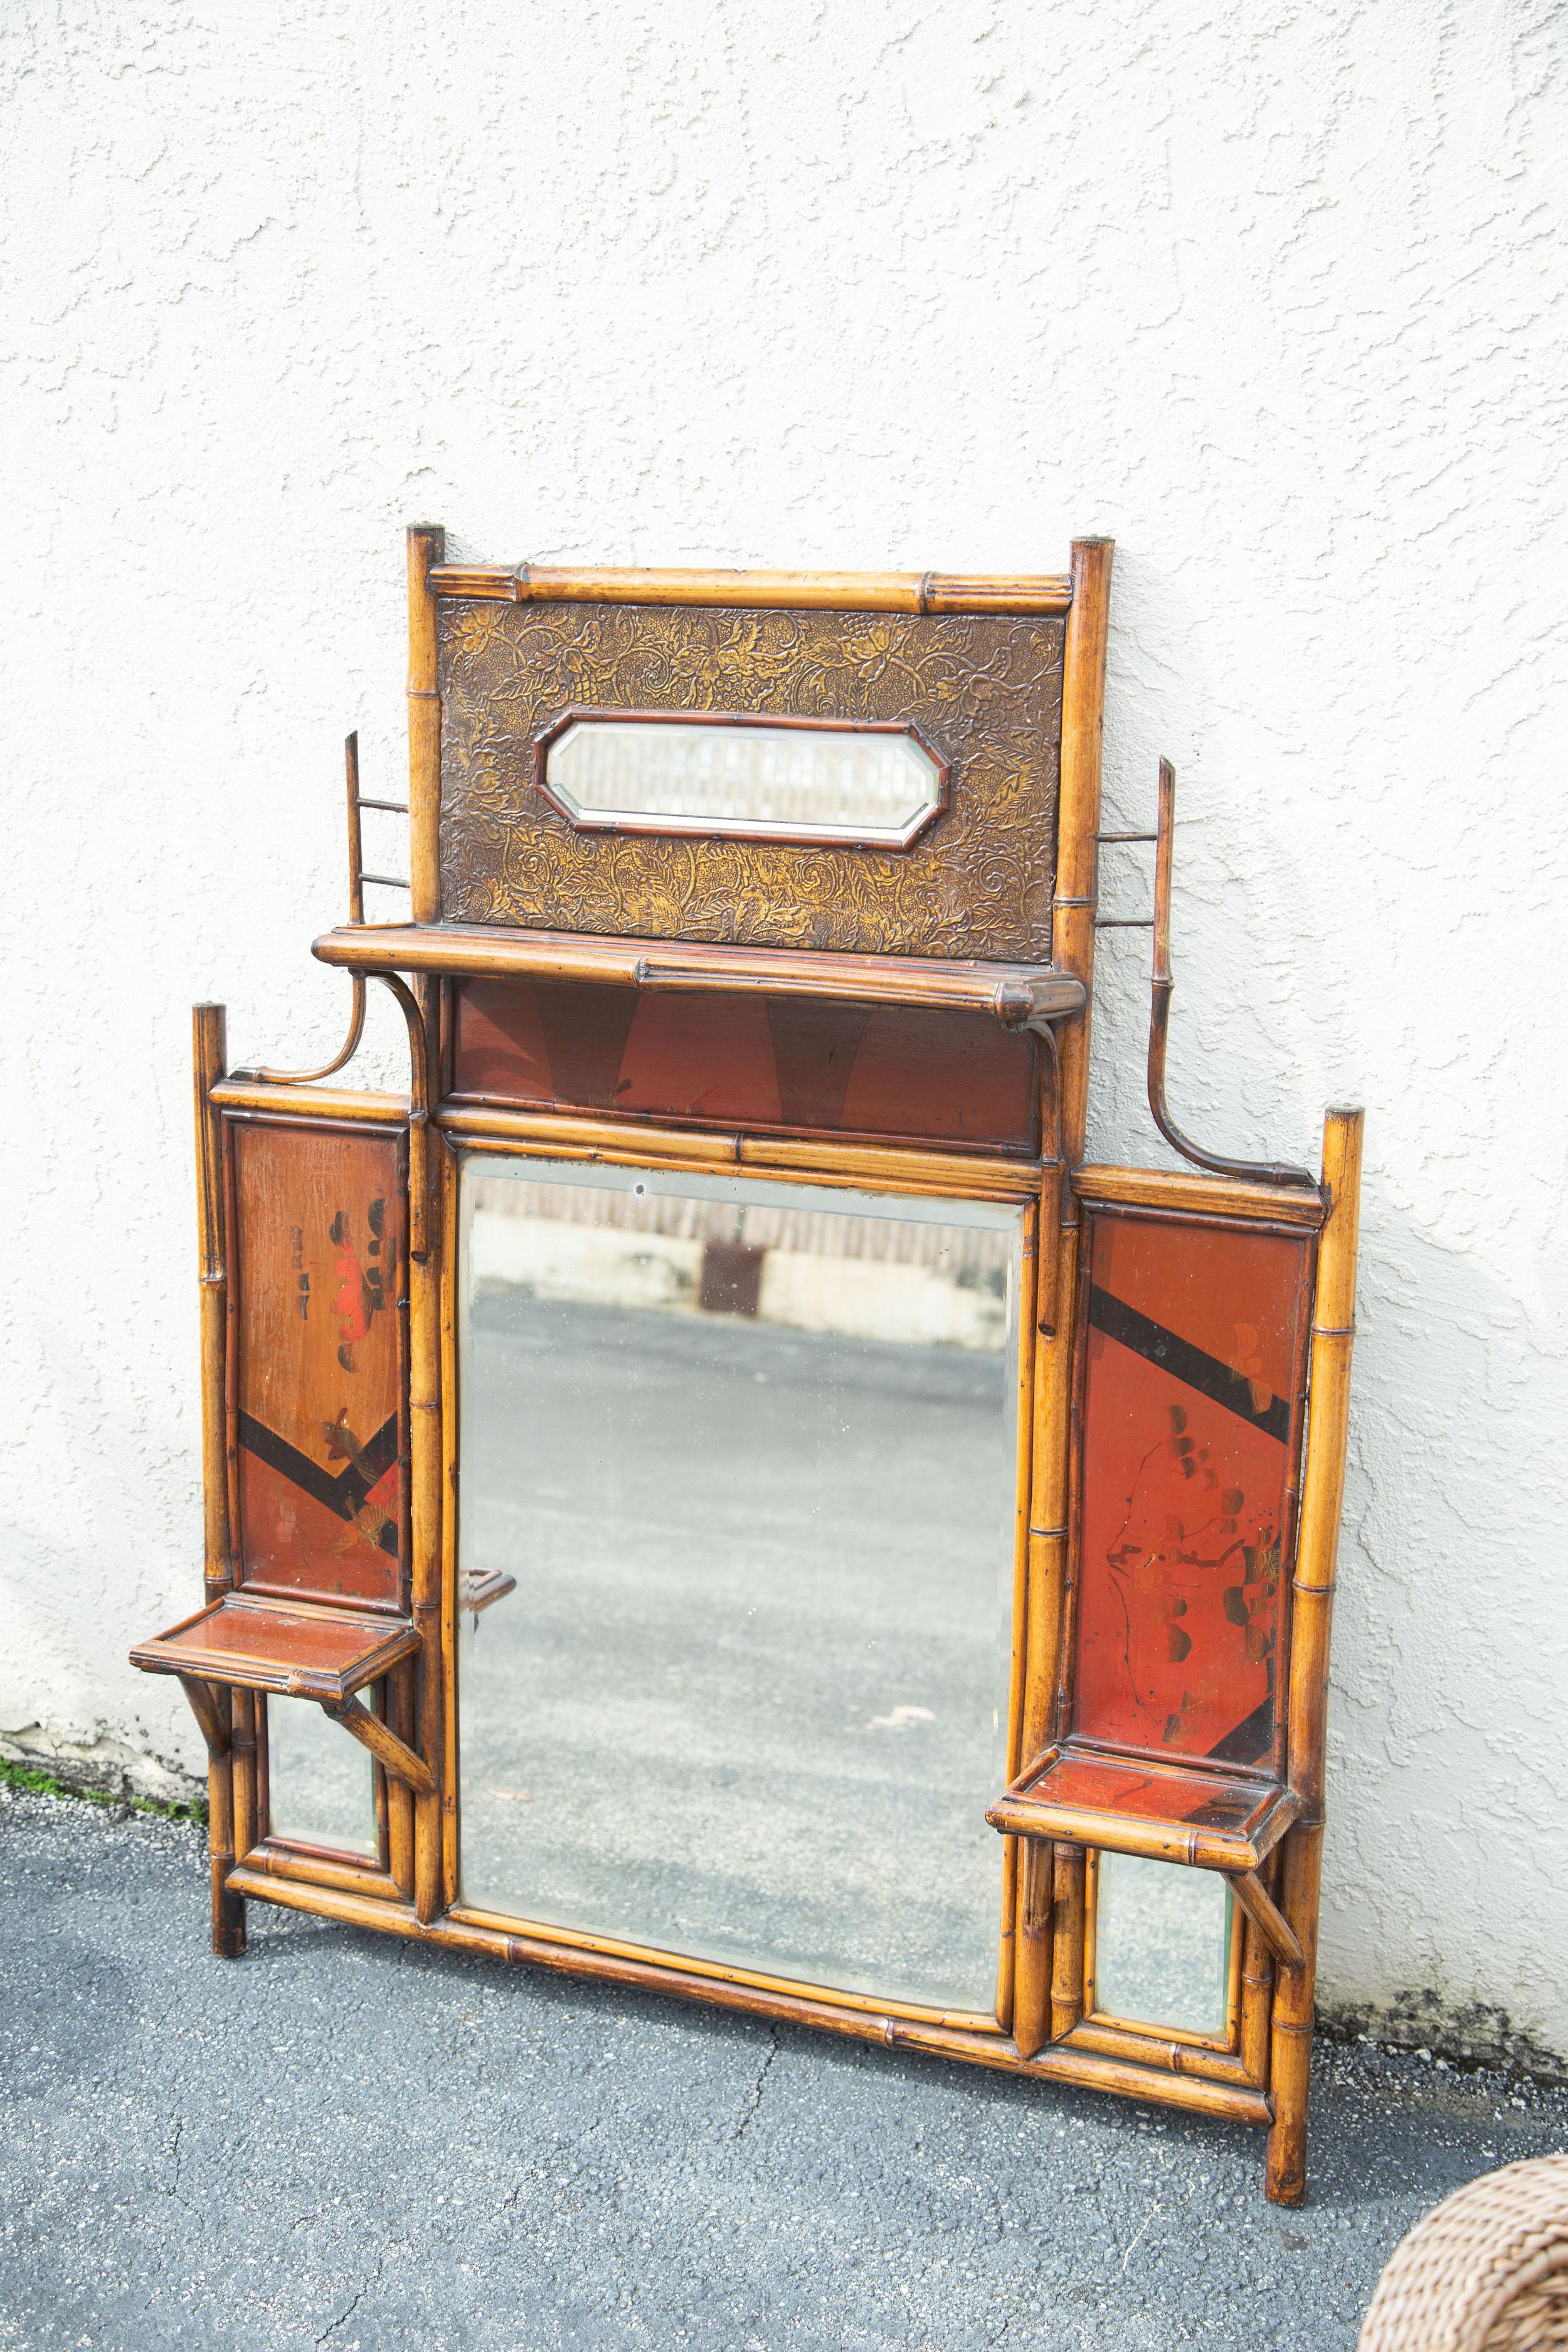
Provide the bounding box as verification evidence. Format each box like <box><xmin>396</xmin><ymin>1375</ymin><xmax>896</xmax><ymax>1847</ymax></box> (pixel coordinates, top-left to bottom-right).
<box><xmin>3</xmin><ymin>3</ymin><xmax>1565</xmax><ymax>2051</ymax></box>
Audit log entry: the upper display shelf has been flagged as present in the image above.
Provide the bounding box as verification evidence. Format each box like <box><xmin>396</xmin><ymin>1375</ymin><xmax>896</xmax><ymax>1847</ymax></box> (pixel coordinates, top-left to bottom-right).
<box><xmin>314</xmin><ymin>923</ymin><xmax>1086</xmax><ymax>1037</ymax></box>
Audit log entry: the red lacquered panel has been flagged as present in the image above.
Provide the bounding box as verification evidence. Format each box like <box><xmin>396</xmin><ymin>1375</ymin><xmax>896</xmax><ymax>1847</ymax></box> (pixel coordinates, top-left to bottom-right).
<box><xmin>231</xmin><ymin>1121</ymin><xmax>406</xmax><ymax>1613</ymax></box>
<box><xmin>452</xmin><ymin>977</ymin><xmax>1039</xmax><ymax>1151</ymax></box>
<box><xmin>1071</xmin><ymin>1211</ymin><xmax>1313</xmax><ymax>1769</ymax></box>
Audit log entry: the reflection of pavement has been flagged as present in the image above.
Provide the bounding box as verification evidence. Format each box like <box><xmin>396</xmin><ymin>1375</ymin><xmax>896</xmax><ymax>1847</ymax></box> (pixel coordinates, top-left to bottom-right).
<box><xmin>458</xmin><ymin>1292</ymin><xmax>1011</xmax><ymax>2013</ymax></box>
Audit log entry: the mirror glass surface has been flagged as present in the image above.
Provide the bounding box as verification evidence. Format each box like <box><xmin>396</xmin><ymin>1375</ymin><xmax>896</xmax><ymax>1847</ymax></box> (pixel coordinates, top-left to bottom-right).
<box><xmin>543</xmin><ymin>717</ymin><xmax>943</xmax><ymax>845</ymax></box>
<box><xmin>457</xmin><ymin>1155</ymin><xmax>1021</xmax><ymax>2011</ymax></box>
<box><xmin>1092</xmin><ymin>1850</ymin><xmax>1233</xmax><ymax>2039</ymax></box>
<box><xmin>266</xmin><ymin>1693</ymin><xmax>377</xmax><ymax>1858</ymax></box>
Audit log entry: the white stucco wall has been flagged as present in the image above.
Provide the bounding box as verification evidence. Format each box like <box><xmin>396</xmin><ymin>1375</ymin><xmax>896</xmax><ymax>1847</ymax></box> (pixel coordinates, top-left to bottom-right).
<box><xmin>3</xmin><ymin>3</ymin><xmax>1564</xmax><ymax>2056</ymax></box>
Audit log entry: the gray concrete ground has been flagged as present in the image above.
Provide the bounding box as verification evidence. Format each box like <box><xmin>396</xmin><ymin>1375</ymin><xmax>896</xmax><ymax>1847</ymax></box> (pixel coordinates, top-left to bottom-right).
<box><xmin>5</xmin><ymin>1783</ymin><xmax>1567</xmax><ymax>2351</ymax></box>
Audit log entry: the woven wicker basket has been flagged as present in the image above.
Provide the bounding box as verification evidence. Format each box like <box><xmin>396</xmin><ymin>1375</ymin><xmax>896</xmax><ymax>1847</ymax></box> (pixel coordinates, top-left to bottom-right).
<box><xmin>1359</xmin><ymin>2154</ymin><xmax>1568</xmax><ymax>2352</ymax></box>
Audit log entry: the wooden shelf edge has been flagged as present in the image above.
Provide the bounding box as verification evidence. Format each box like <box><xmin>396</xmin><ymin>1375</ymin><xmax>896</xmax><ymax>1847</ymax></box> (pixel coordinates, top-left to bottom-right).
<box><xmin>314</xmin><ymin>924</ymin><xmax>1086</xmax><ymax>1035</ymax></box>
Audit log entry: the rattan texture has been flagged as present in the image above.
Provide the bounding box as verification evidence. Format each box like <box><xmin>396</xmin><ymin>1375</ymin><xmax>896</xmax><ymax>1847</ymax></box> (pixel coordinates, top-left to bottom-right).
<box><xmin>1359</xmin><ymin>2154</ymin><xmax>1568</xmax><ymax>2352</ymax></box>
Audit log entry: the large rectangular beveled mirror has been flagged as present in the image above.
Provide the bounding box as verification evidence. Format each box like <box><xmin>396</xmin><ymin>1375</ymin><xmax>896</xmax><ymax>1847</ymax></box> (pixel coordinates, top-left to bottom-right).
<box><xmin>454</xmin><ymin>1153</ymin><xmax>1025</xmax><ymax>2014</ymax></box>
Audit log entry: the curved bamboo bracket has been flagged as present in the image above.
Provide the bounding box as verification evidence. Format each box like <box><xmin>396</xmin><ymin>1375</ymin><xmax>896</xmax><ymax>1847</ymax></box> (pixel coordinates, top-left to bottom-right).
<box><xmin>1145</xmin><ymin>760</ymin><xmax>1317</xmax><ymax>1190</ymax></box>
<box><xmin>247</xmin><ymin>733</ymin><xmax>414</xmax><ymax>1087</ymax></box>
<box><xmin>369</xmin><ymin>967</ymin><xmax>432</xmax><ymax>1261</ymax></box>
<box><xmin>176</xmin><ymin>1674</ymin><xmax>231</xmax><ymax>1761</ymax></box>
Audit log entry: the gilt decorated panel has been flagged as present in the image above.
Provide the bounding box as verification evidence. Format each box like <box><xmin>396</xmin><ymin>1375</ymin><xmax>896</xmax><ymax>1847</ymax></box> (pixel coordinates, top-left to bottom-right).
<box><xmin>437</xmin><ymin>600</ymin><xmax>1065</xmax><ymax>960</ymax></box>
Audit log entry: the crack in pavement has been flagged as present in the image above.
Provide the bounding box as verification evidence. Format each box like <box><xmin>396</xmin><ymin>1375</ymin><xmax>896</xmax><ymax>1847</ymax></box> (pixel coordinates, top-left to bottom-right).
<box><xmin>734</xmin><ymin>2026</ymin><xmax>780</xmax><ymax>2141</ymax></box>
<box><xmin>315</xmin><ymin>2254</ymin><xmax>383</xmax><ymax>2345</ymax></box>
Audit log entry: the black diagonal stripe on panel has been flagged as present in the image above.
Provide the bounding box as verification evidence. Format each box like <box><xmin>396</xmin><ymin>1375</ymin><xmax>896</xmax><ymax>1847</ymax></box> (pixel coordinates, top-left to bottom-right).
<box><xmin>1088</xmin><ymin>1286</ymin><xmax>1291</xmax><ymax>1443</ymax></box>
<box><xmin>356</xmin><ymin>1414</ymin><xmax>401</xmax><ymax>1488</ymax></box>
<box><xmin>238</xmin><ymin>1411</ymin><xmax>401</xmax><ymax>1557</ymax></box>
<box><xmin>1206</xmin><ymin>1691</ymin><xmax>1276</xmax><ymax>1767</ymax></box>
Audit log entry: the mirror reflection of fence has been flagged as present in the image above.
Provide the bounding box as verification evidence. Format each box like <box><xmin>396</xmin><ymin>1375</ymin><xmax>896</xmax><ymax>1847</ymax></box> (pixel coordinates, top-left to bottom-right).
<box><xmin>1091</xmin><ymin>1850</ymin><xmax>1236</xmax><ymax>2042</ymax></box>
<box><xmin>456</xmin><ymin>1157</ymin><xmax>1021</xmax><ymax>2011</ymax></box>
<box><xmin>540</xmin><ymin>714</ymin><xmax>945</xmax><ymax>846</ymax></box>
<box><xmin>467</xmin><ymin>1173</ymin><xmax>1013</xmax><ymax>1352</ymax></box>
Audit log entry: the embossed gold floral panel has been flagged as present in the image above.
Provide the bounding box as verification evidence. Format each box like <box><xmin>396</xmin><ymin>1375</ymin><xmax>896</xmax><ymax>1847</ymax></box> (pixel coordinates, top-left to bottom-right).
<box><xmin>437</xmin><ymin>600</ymin><xmax>1065</xmax><ymax>959</ymax></box>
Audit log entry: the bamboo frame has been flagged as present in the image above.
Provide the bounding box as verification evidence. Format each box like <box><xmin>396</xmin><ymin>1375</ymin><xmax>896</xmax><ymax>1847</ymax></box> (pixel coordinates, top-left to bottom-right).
<box><xmin>1266</xmin><ymin>1106</ymin><xmax>1364</xmax><ymax>2204</ymax></box>
<box><xmin>437</xmin><ymin>1101</ymin><xmax>1039</xmax><ymax>1203</ymax></box>
<box><xmin>152</xmin><ymin>529</ymin><xmax>1375</xmax><ymax>2199</ymax></box>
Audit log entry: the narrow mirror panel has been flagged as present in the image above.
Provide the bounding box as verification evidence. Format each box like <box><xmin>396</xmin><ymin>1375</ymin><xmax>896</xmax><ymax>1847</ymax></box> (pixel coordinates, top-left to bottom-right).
<box><xmin>266</xmin><ymin>1693</ymin><xmax>377</xmax><ymax>1858</ymax></box>
<box><xmin>1092</xmin><ymin>1850</ymin><xmax>1234</xmax><ymax>2041</ymax></box>
<box><xmin>457</xmin><ymin>1156</ymin><xmax>1020</xmax><ymax>2012</ymax></box>
<box><xmin>541</xmin><ymin>715</ymin><xmax>944</xmax><ymax>846</ymax></box>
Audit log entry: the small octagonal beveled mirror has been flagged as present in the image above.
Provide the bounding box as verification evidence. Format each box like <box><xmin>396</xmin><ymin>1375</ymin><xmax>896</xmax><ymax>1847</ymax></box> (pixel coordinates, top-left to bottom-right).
<box><xmin>536</xmin><ymin>709</ymin><xmax>948</xmax><ymax>847</ymax></box>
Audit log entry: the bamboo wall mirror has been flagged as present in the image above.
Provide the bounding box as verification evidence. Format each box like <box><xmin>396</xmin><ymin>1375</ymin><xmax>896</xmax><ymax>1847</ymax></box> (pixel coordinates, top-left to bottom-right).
<box><xmin>132</xmin><ymin>530</ymin><xmax>1363</xmax><ymax>2203</ymax></box>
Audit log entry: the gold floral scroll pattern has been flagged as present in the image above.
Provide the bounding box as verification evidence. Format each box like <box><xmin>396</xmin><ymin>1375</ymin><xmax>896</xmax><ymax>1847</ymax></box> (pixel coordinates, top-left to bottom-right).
<box><xmin>436</xmin><ymin>601</ymin><xmax>1066</xmax><ymax>961</ymax></box>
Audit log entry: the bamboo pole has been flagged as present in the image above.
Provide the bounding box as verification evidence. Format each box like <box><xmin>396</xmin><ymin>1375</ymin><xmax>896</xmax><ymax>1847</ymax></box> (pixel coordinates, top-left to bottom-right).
<box><xmin>998</xmin><ymin>1204</ymin><xmax>1041</xmax><ymax>2028</ymax></box>
<box><xmin>423</xmin><ymin>561</ymin><xmax>1074</xmax><ymax>617</ymax></box>
<box><xmin>406</xmin><ymin>524</ymin><xmax>445</xmax><ymax>926</ymax></box>
<box><xmin>406</xmin><ymin>1058</ymin><xmax>445</xmax><ymax>1924</ymax></box>
<box><xmin>1051</xmin><ymin>538</ymin><xmax>1115</xmax><ymax>1161</ymax></box>
<box><xmin>1009</xmin><ymin>541</ymin><xmax>1111</xmax><ymax>2045</ymax></box>
<box><xmin>192</xmin><ymin>1005</ymin><xmax>245</xmax><ymax>1958</ymax></box>
<box><xmin>438</xmin><ymin>1132</ymin><xmax>462</xmax><ymax>1912</ymax></box>
<box><xmin>1265</xmin><ymin>1107</ymin><xmax>1364</xmax><ymax>2206</ymax></box>
<box><xmin>1059</xmin><ymin>2018</ymin><xmax>1256</xmax><ymax>2087</ymax></box>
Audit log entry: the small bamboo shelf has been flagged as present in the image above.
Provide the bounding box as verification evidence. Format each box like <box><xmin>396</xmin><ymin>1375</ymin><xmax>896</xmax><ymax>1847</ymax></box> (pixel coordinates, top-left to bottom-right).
<box><xmin>132</xmin><ymin>1594</ymin><xmax>420</xmax><ymax>1703</ymax></box>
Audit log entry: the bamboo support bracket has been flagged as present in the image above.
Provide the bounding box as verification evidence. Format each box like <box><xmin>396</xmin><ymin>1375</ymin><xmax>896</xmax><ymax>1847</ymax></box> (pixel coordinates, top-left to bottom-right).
<box><xmin>1144</xmin><ymin>760</ymin><xmax>1316</xmax><ymax>1189</ymax></box>
<box><xmin>320</xmin><ymin>1696</ymin><xmax>437</xmax><ymax>1796</ymax></box>
<box><xmin>177</xmin><ymin>1675</ymin><xmax>231</xmax><ymax>1762</ymax></box>
<box><xmin>1224</xmin><ymin>1868</ymin><xmax>1304</xmax><ymax>1969</ymax></box>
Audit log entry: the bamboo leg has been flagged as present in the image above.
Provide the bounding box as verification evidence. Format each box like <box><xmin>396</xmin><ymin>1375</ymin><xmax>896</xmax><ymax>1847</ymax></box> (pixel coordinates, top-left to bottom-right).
<box><xmin>1264</xmin><ymin>1108</ymin><xmax>1364</xmax><ymax>2203</ymax></box>
<box><xmin>1013</xmin><ymin>1838</ymin><xmax>1054</xmax><ymax>2058</ymax></box>
<box><xmin>1050</xmin><ymin>1846</ymin><xmax>1087</xmax><ymax>2038</ymax></box>
<box><xmin>1264</xmin><ymin>1825</ymin><xmax>1321</xmax><ymax>2203</ymax></box>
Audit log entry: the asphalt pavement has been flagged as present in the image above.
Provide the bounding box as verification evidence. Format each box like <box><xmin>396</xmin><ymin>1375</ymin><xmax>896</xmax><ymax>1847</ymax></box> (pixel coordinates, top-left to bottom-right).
<box><xmin>4</xmin><ymin>1779</ymin><xmax>1566</xmax><ymax>2352</ymax></box>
